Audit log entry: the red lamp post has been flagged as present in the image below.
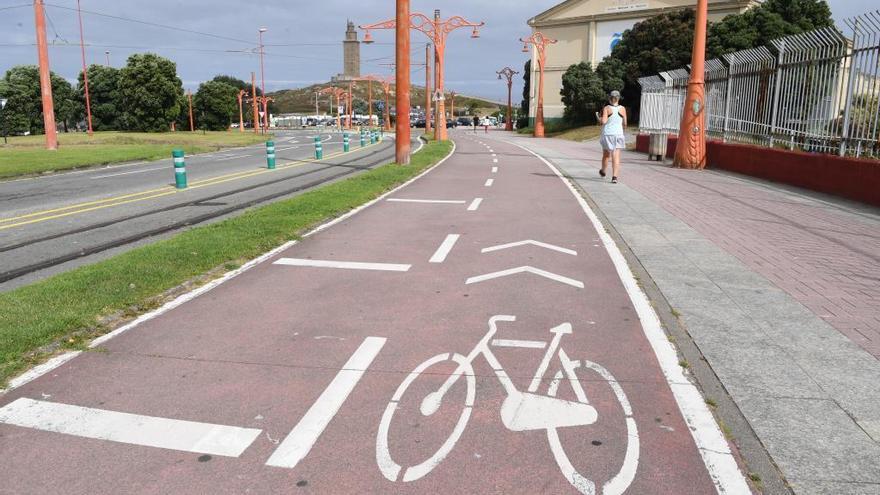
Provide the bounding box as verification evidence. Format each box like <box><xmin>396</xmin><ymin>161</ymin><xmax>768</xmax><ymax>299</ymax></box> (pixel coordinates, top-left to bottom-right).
<box><xmin>320</xmin><ymin>87</ymin><xmax>347</xmax><ymax>132</ymax></box>
<box><xmin>33</xmin><ymin>0</ymin><xmax>57</xmax><ymax>150</ymax></box>
<box><xmin>237</xmin><ymin>89</ymin><xmax>248</xmax><ymax>132</ymax></box>
<box><xmin>449</xmin><ymin>91</ymin><xmax>456</xmax><ymax>123</ymax></box>
<box><xmin>497</xmin><ymin>67</ymin><xmax>519</xmax><ymax>132</ymax></box>
<box><xmin>673</xmin><ymin>0</ymin><xmax>709</xmax><ymax>170</ymax></box>
<box><xmin>251</xmin><ymin>72</ymin><xmax>259</xmax><ymax>135</ymax></box>
<box><xmin>361</xmin><ymin>10</ymin><xmax>484</xmax><ymax>142</ymax></box>
<box><xmin>521</xmin><ymin>32</ymin><xmax>557</xmax><ymax>138</ymax></box>
<box><xmin>187</xmin><ymin>91</ymin><xmax>194</xmax><ymax>132</ymax></box>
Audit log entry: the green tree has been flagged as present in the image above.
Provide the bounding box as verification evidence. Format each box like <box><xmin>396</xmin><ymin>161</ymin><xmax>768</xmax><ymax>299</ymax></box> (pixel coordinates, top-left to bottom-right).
<box><xmin>560</xmin><ymin>62</ymin><xmax>607</xmax><ymax>125</ymax></box>
<box><xmin>77</xmin><ymin>64</ymin><xmax>120</xmax><ymax>131</ymax></box>
<box><xmin>518</xmin><ymin>59</ymin><xmax>531</xmax><ymax>129</ymax></box>
<box><xmin>117</xmin><ymin>53</ymin><xmax>184</xmax><ymax>132</ymax></box>
<box><xmin>193</xmin><ymin>80</ymin><xmax>238</xmax><ymax>131</ymax></box>
<box><xmin>0</xmin><ymin>65</ymin><xmax>81</xmax><ymax>135</ymax></box>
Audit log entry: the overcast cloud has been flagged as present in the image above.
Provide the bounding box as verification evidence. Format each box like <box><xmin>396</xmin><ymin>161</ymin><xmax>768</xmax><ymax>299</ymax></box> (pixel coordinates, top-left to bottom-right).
<box><xmin>0</xmin><ymin>0</ymin><xmax>867</xmax><ymax>101</ymax></box>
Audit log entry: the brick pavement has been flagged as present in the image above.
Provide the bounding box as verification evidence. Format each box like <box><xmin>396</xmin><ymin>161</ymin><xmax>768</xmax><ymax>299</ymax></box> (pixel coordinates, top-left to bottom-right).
<box><xmin>519</xmin><ymin>137</ymin><xmax>880</xmax><ymax>359</ymax></box>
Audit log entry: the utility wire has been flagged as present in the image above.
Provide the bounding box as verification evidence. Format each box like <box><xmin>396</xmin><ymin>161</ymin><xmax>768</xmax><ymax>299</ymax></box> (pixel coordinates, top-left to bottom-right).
<box><xmin>0</xmin><ymin>3</ymin><xmax>30</xmax><ymax>12</ymax></box>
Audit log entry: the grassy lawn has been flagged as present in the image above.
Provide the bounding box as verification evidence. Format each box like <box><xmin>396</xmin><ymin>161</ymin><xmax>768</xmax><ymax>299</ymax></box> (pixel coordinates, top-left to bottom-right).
<box><xmin>0</xmin><ymin>131</ymin><xmax>271</xmax><ymax>180</ymax></box>
<box><xmin>0</xmin><ymin>139</ymin><xmax>453</xmax><ymax>386</ymax></box>
<box><xmin>517</xmin><ymin>124</ymin><xmax>603</xmax><ymax>142</ymax></box>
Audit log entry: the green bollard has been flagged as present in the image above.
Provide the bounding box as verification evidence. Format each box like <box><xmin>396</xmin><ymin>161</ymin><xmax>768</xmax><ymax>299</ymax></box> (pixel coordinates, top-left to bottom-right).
<box><xmin>343</xmin><ymin>132</ymin><xmax>350</xmax><ymax>152</ymax></box>
<box><xmin>266</xmin><ymin>140</ymin><xmax>276</xmax><ymax>169</ymax></box>
<box><xmin>314</xmin><ymin>135</ymin><xmax>323</xmax><ymax>160</ymax></box>
<box><xmin>360</xmin><ymin>130</ymin><xmax>366</xmax><ymax>148</ymax></box>
<box><xmin>372</xmin><ymin>131</ymin><xmax>378</xmax><ymax>144</ymax></box>
<box><xmin>172</xmin><ymin>149</ymin><xmax>187</xmax><ymax>189</ymax></box>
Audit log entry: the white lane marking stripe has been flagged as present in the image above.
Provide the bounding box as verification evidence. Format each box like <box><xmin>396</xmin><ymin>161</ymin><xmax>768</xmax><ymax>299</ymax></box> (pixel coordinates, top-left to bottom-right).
<box><xmin>467</xmin><ymin>198</ymin><xmax>483</xmax><ymax>211</ymax></box>
<box><xmin>482</xmin><ymin>240</ymin><xmax>577</xmax><ymax>256</ymax></box>
<box><xmin>465</xmin><ymin>266</ymin><xmax>584</xmax><ymax>288</ymax></box>
<box><xmin>493</xmin><ymin>158</ymin><xmax>498</xmax><ymax>163</ymax></box>
<box><xmin>492</xmin><ymin>167</ymin><xmax>498</xmax><ymax>173</ymax></box>
<box><xmin>509</xmin><ymin>140</ymin><xmax>752</xmax><ymax>493</ymax></box>
<box><xmin>484</xmin><ymin>179</ymin><xmax>494</xmax><ymax>187</ymax></box>
<box><xmin>491</xmin><ymin>339</ymin><xmax>547</xmax><ymax>349</ymax></box>
<box><xmin>266</xmin><ymin>337</ymin><xmax>386</xmax><ymax>468</ymax></box>
<box><xmin>386</xmin><ymin>199</ymin><xmax>467</xmax><ymax>204</ymax></box>
<box><xmin>489</xmin><ymin>149</ymin><xmax>494</xmax><ymax>153</ymax></box>
<box><xmin>0</xmin><ymin>398</ymin><xmax>261</xmax><ymax>457</ymax></box>
<box><xmin>274</xmin><ymin>258</ymin><xmax>410</xmax><ymax>272</ymax></box>
<box><xmin>91</xmin><ymin>166</ymin><xmax>167</xmax><ymax>179</ymax></box>
<box><xmin>492</xmin><ymin>154</ymin><xmax>497</xmax><ymax>157</ymax></box>
<box><xmin>429</xmin><ymin>234</ymin><xmax>460</xmax><ymax>263</ymax></box>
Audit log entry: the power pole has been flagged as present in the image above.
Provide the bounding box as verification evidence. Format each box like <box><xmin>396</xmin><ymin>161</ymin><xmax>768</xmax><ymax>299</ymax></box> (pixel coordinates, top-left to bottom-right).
<box><xmin>251</xmin><ymin>72</ymin><xmax>259</xmax><ymax>135</ymax></box>
<box><xmin>34</xmin><ymin>0</ymin><xmax>57</xmax><ymax>150</ymax></box>
<box><xmin>76</xmin><ymin>0</ymin><xmax>93</xmax><ymax>136</ymax></box>
<box><xmin>425</xmin><ymin>43</ymin><xmax>432</xmax><ymax>135</ymax></box>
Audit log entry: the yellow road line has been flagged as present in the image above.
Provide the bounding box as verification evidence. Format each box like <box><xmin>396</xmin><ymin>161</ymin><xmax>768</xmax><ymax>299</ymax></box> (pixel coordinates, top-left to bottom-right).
<box><xmin>0</xmin><ymin>140</ymin><xmax>385</xmax><ymax>232</ymax></box>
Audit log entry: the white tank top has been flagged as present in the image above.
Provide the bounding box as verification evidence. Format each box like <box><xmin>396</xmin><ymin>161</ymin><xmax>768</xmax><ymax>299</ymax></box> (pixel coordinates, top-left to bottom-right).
<box><xmin>602</xmin><ymin>106</ymin><xmax>624</xmax><ymax>136</ymax></box>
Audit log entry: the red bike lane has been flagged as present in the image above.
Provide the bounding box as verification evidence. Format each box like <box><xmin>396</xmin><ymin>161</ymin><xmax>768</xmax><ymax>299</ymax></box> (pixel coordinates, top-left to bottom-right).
<box><xmin>0</xmin><ymin>131</ymin><xmax>751</xmax><ymax>494</ymax></box>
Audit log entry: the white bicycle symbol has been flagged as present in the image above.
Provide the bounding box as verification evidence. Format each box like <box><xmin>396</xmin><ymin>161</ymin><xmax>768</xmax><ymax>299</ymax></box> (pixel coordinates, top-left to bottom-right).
<box><xmin>376</xmin><ymin>315</ymin><xmax>639</xmax><ymax>494</ymax></box>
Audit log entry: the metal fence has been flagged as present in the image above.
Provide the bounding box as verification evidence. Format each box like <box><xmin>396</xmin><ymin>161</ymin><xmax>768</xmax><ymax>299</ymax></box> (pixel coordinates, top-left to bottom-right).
<box><xmin>638</xmin><ymin>10</ymin><xmax>880</xmax><ymax>159</ymax></box>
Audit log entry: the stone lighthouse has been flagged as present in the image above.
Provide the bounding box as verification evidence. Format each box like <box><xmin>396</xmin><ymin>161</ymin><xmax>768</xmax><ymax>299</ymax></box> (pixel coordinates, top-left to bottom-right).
<box><xmin>342</xmin><ymin>20</ymin><xmax>361</xmax><ymax>79</ymax></box>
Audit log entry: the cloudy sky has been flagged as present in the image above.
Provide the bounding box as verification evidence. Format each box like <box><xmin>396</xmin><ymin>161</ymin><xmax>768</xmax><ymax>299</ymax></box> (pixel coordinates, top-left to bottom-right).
<box><xmin>0</xmin><ymin>0</ymin><xmax>865</xmax><ymax>101</ymax></box>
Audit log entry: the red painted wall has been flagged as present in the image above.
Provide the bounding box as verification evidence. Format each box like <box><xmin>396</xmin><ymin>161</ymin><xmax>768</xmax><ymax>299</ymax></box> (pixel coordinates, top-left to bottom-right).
<box><xmin>634</xmin><ymin>134</ymin><xmax>880</xmax><ymax>207</ymax></box>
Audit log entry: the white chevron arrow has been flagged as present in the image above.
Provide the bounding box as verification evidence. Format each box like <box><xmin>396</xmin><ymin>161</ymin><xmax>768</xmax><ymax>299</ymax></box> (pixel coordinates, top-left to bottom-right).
<box><xmin>466</xmin><ymin>266</ymin><xmax>584</xmax><ymax>288</ymax></box>
<box><xmin>481</xmin><ymin>240</ymin><xmax>577</xmax><ymax>256</ymax></box>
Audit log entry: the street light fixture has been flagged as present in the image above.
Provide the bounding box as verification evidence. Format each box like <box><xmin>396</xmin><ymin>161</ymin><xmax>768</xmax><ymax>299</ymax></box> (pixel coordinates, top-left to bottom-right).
<box><xmin>0</xmin><ymin>98</ymin><xmax>7</xmax><ymax>144</ymax></box>
<box><xmin>520</xmin><ymin>32</ymin><xmax>557</xmax><ymax>138</ymax></box>
<box><xmin>105</xmin><ymin>50</ymin><xmax>111</xmax><ymax>66</ymax></box>
<box><xmin>360</xmin><ymin>11</ymin><xmax>484</xmax><ymax>141</ymax></box>
<box><xmin>497</xmin><ymin>67</ymin><xmax>519</xmax><ymax>132</ymax></box>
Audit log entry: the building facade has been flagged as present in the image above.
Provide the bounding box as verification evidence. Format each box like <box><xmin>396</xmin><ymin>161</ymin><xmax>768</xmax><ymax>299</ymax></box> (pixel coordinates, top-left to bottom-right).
<box><xmin>526</xmin><ymin>0</ymin><xmax>760</xmax><ymax>123</ymax></box>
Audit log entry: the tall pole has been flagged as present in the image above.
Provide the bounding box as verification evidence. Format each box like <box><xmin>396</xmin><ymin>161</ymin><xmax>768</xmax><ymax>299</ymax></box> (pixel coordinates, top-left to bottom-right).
<box><xmin>76</xmin><ymin>0</ymin><xmax>93</xmax><ymax>136</ymax></box>
<box><xmin>395</xmin><ymin>0</ymin><xmax>411</xmax><ymax>164</ymax></box>
<box><xmin>673</xmin><ymin>0</ymin><xmax>709</xmax><ymax>169</ymax></box>
<box><xmin>348</xmin><ymin>81</ymin><xmax>354</xmax><ymax>129</ymax></box>
<box><xmin>384</xmin><ymin>82</ymin><xmax>391</xmax><ymax>131</ymax></box>
<box><xmin>187</xmin><ymin>91</ymin><xmax>194</xmax><ymax>132</ymax></box>
<box><xmin>259</xmin><ymin>27</ymin><xmax>268</xmax><ymax>134</ymax></box>
<box><xmin>315</xmin><ymin>92</ymin><xmax>319</xmax><ymax>116</ymax></box>
<box><xmin>105</xmin><ymin>50</ymin><xmax>110</xmax><ymax>66</ymax></box>
<box><xmin>433</xmin><ymin>10</ymin><xmax>446</xmax><ymax>141</ymax></box>
<box><xmin>34</xmin><ymin>0</ymin><xmax>57</xmax><ymax>150</ymax></box>
<box><xmin>251</xmin><ymin>72</ymin><xmax>258</xmax><ymax>135</ymax></box>
<box><xmin>368</xmin><ymin>79</ymin><xmax>373</xmax><ymax>128</ymax></box>
<box><xmin>425</xmin><ymin>43</ymin><xmax>432</xmax><ymax>135</ymax></box>
<box><xmin>238</xmin><ymin>90</ymin><xmax>245</xmax><ymax>132</ymax></box>
<box><xmin>497</xmin><ymin>67</ymin><xmax>518</xmax><ymax>132</ymax></box>
<box><xmin>450</xmin><ymin>91</ymin><xmax>456</xmax><ymax>123</ymax></box>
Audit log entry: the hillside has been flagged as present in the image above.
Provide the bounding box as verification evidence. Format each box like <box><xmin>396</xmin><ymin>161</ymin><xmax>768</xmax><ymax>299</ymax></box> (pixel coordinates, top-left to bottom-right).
<box><xmin>269</xmin><ymin>81</ymin><xmax>503</xmax><ymax>117</ymax></box>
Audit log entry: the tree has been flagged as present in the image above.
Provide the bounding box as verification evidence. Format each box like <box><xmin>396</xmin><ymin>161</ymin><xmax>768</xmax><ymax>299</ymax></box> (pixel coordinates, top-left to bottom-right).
<box><xmin>193</xmin><ymin>80</ymin><xmax>238</xmax><ymax>131</ymax></box>
<box><xmin>707</xmin><ymin>0</ymin><xmax>833</xmax><ymax>57</ymax></box>
<box><xmin>560</xmin><ymin>62</ymin><xmax>606</xmax><ymax>125</ymax></box>
<box><xmin>518</xmin><ymin>59</ymin><xmax>531</xmax><ymax>129</ymax></box>
<box><xmin>77</xmin><ymin>64</ymin><xmax>120</xmax><ymax>131</ymax></box>
<box><xmin>0</xmin><ymin>65</ymin><xmax>81</xmax><ymax>135</ymax></box>
<box><xmin>117</xmin><ymin>53</ymin><xmax>184</xmax><ymax>132</ymax></box>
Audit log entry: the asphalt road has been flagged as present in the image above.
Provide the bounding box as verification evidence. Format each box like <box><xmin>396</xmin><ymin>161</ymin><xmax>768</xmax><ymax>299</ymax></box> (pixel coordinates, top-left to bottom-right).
<box><xmin>0</xmin><ymin>130</ymin><xmax>752</xmax><ymax>493</ymax></box>
<box><xmin>0</xmin><ymin>129</ymin><xmax>401</xmax><ymax>291</ymax></box>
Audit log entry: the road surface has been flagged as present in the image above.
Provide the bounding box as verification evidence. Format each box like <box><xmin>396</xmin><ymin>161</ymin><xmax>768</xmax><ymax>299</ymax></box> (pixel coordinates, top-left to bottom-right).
<box><xmin>0</xmin><ymin>130</ymin><xmax>752</xmax><ymax>494</ymax></box>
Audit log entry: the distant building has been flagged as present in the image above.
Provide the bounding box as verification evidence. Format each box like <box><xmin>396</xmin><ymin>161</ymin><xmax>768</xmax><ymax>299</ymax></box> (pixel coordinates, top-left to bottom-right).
<box><xmin>342</xmin><ymin>20</ymin><xmax>361</xmax><ymax>80</ymax></box>
<box><xmin>526</xmin><ymin>0</ymin><xmax>760</xmax><ymax>123</ymax></box>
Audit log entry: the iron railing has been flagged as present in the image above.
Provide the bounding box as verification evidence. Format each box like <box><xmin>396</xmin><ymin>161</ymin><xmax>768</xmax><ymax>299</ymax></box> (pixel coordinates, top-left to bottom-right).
<box><xmin>637</xmin><ymin>10</ymin><xmax>880</xmax><ymax>159</ymax></box>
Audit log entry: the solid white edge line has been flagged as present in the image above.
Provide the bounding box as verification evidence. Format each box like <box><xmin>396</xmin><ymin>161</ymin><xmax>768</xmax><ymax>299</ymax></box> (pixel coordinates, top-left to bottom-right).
<box><xmin>1</xmin><ymin>138</ymin><xmax>457</xmax><ymax>395</ymax></box>
<box><xmin>467</xmin><ymin>198</ymin><xmax>483</xmax><ymax>211</ymax></box>
<box><xmin>507</xmin><ymin>139</ymin><xmax>752</xmax><ymax>495</ymax></box>
<box><xmin>265</xmin><ymin>336</ymin><xmax>386</xmax><ymax>469</ymax></box>
<box><xmin>273</xmin><ymin>258</ymin><xmax>410</xmax><ymax>272</ymax></box>
<box><xmin>0</xmin><ymin>398</ymin><xmax>261</xmax><ymax>457</ymax></box>
<box><xmin>429</xmin><ymin>234</ymin><xmax>461</xmax><ymax>263</ymax></box>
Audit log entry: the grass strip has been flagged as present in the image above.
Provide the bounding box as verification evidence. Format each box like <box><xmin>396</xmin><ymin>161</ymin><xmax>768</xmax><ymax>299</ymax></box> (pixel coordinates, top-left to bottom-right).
<box><xmin>0</xmin><ymin>132</ymin><xmax>270</xmax><ymax>179</ymax></box>
<box><xmin>0</xmin><ymin>139</ymin><xmax>453</xmax><ymax>385</ymax></box>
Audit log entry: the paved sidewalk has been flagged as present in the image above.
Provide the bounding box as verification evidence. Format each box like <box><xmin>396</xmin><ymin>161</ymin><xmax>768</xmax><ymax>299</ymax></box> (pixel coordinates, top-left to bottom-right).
<box><xmin>0</xmin><ymin>134</ymin><xmax>750</xmax><ymax>493</ymax></box>
<box><xmin>495</xmin><ymin>132</ymin><xmax>880</xmax><ymax>494</ymax></box>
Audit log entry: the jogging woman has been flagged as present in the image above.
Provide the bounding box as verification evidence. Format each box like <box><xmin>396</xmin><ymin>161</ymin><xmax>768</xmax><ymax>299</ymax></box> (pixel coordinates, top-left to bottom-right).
<box><xmin>598</xmin><ymin>90</ymin><xmax>627</xmax><ymax>184</ymax></box>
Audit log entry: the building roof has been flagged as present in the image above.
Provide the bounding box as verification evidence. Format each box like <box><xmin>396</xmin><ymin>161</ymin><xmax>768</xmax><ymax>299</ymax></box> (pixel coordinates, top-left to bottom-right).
<box><xmin>529</xmin><ymin>0</ymin><xmax>761</xmax><ymax>27</ymax></box>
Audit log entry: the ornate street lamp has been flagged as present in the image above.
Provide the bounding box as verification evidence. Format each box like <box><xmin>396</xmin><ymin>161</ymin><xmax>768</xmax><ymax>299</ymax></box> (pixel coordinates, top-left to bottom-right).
<box><xmin>497</xmin><ymin>67</ymin><xmax>519</xmax><ymax>132</ymax></box>
<box><xmin>673</xmin><ymin>0</ymin><xmax>709</xmax><ymax>169</ymax></box>
<box><xmin>520</xmin><ymin>32</ymin><xmax>557</xmax><ymax>138</ymax></box>
<box><xmin>361</xmin><ymin>10</ymin><xmax>484</xmax><ymax>141</ymax></box>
